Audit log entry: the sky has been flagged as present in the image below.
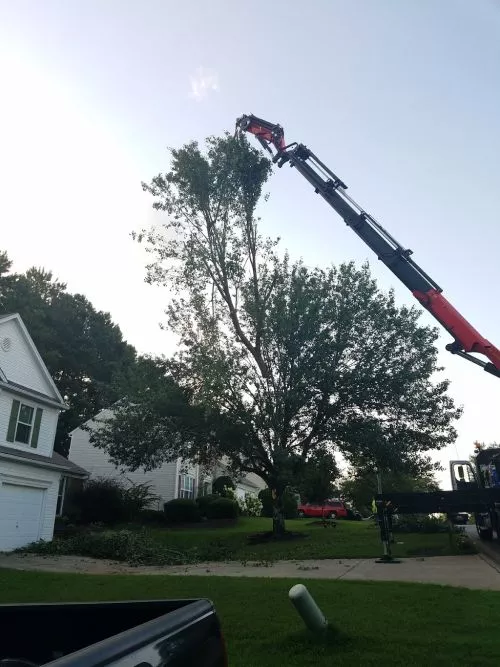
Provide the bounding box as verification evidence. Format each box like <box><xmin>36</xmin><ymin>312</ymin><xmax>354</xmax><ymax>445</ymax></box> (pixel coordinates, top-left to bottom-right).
<box><xmin>1</xmin><ymin>0</ymin><xmax>499</xmax><ymax>487</ymax></box>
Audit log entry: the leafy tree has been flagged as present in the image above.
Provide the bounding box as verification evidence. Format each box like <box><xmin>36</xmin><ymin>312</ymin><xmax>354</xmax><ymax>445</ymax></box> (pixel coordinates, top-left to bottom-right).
<box><xmin>92</xmin><ymin>133</ymin><xmax>460</xmax><ymax>536</ymax></box>
<box><xmin>0</xmin><ymin>253</ymin><xmax>136</xmax><ymax>454</ymax></box>
<box><xmin>293</xmin><ymin>450</ymin><xmax>340</xmax><ymax>503</ymax></box>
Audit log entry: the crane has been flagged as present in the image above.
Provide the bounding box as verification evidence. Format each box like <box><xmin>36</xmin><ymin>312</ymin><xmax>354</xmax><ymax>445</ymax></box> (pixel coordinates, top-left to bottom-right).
<box><xmin>236</xmin><ymin>114</ymin><xmax>500</xmax><ymax>379</ymax></box>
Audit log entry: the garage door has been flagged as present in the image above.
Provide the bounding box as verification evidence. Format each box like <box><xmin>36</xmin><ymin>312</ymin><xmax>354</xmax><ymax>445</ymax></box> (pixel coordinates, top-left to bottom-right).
<box><xmin>0</xmin><ymin>483</ymin><xmax>45</xmax><ymax>551</ymax></box>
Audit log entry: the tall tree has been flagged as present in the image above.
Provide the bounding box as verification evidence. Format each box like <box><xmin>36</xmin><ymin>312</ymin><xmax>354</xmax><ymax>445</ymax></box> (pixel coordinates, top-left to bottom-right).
<box><xmin>93</xmin><ymin>133</ymin><xmax>460</xmax><ymax>536</ymax></box>
<box><xmin>0</xmin><ymin>253</ymin><xmax>136</xmax><ymax>454</ymax></box>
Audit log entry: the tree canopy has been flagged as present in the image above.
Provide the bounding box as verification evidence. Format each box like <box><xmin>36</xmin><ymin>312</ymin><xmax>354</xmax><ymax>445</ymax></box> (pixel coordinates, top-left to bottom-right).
<box><xmin>91</xmin><ymin>133</ymin><xmax>461</xmax><ymax>534</ymax></box>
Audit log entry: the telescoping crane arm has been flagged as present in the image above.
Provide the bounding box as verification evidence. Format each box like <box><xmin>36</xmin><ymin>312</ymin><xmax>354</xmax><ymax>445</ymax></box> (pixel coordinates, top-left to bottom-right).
<box><xmin>236</xmin><ymin>114</ymin><xmax>500</xmax><ymax>379</ymax></box>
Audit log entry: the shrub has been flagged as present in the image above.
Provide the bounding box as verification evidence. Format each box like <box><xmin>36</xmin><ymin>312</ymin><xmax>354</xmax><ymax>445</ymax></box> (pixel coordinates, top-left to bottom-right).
<box><xmin>392</xmin><ymin>514</ymin><xmax>449</xmax><ymax>533</ymax></box>
<box><xmin>67</xmin><ymin>477</ymin><xmax>158</xmax><ymax>526</ymax></box>
<box><xmin>123</xmin><ymin>481</ymin><xmax>160</xmax><ymax>517</ymax></box>
<box><xmin>20</xmin><ymin>530</ymin><xmax>191</xmax><ymax>566</ymax></box>
<box><xmin>212</xmin><ymin>476</ymin><xmax>235</xmax><ymax>497</ymax></box>
<box><xmin>69</xmin><ymin>477</ymin><xmax>130</xmax><ymax>525</ymax></box>
<box><xmin>239</xmin><ymin>494</ymin><xmax>263</xmax><ymax>517</ymax></box>
<box><xmin>164</xmin><ymin>498</ymin><xmax>201</xmax><ymax>523</ymax></box>
<box><xmin>206</xmin><ymin>497</ymin><xmax>239</xmax><ymax>519</ymax></box>
<box><xmin>258</xmin><ymin>488</ymin><xmax>298</xmax><ymax>519</ymax></box>
<box><xmin>196</xmin><ymin>494</ymin><xmax>221</xmax><ymax>518</ymax></box>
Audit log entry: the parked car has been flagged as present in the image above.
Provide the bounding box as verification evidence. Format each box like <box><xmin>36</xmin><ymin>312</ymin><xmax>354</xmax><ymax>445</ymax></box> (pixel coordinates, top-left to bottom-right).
<box><xmin>449</xmin><ymin>512</ymin><xmax>470</xmax><ymax>525</ymax></box>
<box><xmin>297</xmin><ymin>499</ymin><xmax>348</xmax><ymax>519</ymax></box>
<box><xmin>0</xmin><ymin>599</ymin><xmax>227</xmax><ymax>667</ymax></box>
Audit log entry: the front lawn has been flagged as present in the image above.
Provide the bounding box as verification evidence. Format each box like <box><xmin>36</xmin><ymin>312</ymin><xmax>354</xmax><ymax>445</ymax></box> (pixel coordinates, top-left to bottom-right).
<box><xmin>1</xmin><ymin>569</ymin><xmax>499</xmax><ymax>666</ymax></box>
<box><xmin>146</xmin><ymin>517</ymin><xmax>466</xmax><ymax>561</ymax></box>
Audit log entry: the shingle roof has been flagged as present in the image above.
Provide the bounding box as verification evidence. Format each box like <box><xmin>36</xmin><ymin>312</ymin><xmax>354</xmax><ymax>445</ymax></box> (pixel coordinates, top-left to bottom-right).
<box><xmin>0</xmin><ymin>445</ymin><xmax>88</xmax><ymax>477</ymax></box>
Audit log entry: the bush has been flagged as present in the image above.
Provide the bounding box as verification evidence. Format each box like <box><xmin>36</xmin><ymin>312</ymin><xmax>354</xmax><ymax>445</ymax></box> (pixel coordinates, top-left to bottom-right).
<box><xmin>20</xmin><ymin>530</ymin><xmax>191</xmax><ymax>566</ymax></box>
<box><xmin>258</xmin><ymin>488</ymin><xmax>298</xmax><ymax>519</ymax></box>
<box><xmin>205</xmin><ymin>497</ymin><xmax>239</xmax><ymax>519</ymax></box>
<box><xmin>195</xmin><ymin>494</ymin><xmax>221</xmax><ymax>518</ymax></box>
<box><xmin>239</xmin><ymin>494</ymin><xmax>263</xmax><ymax>517</ymax></box>
<box><xmin>67</xmin><ymin>477</ymin><xmax>159</xmax><ymax>526</ymax></box>
<box><xmin>392</xmin><ymin>514</ymin><xmax>449</xmax><ymax>534</ymax></box>
<box><xmin>69</xmin><ymin>478</ymin><xmax>130</xmax><ymax>525</ymax></box>
<box><xmin>164</xmin><ymin>498</ymin><xmax>201</xmax><ymax>523</ymax></box>
<box><xmin>123</xmin><ymin>481</ymin><xmax>160</xmax><ymax>517</ymax></box>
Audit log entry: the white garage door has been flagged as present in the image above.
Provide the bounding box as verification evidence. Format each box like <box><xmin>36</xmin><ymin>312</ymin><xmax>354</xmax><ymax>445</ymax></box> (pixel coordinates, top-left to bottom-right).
<box><xmin>0</xmin><ymin>483</ymin><xmax>45</xmax><ymax>551</ymax></box>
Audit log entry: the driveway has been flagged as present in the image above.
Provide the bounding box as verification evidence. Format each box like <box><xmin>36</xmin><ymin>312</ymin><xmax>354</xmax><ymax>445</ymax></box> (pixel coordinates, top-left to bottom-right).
<box><xmin>465</xmin><ymin>524</ymin><xmax>500</xmax><ymax>565</ymax></box>
<box><xmin>2</xmin><ymin>553</ymin><xmax>500</xmax><ymax>590</ymax></box>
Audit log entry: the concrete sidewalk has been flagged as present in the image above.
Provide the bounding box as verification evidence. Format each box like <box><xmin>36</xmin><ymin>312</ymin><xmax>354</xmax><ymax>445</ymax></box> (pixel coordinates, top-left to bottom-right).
<box><xmin>2</xmin><ymin>553</ymin><xmax>500</xmax><ymax>590</ymax></box>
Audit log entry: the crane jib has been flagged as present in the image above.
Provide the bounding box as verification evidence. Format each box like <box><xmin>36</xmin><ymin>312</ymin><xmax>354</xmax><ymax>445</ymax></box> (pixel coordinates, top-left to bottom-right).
<box><xmin>237</xmin><ymin>113</ymin><xmax>500</xmax><ymax>377</ymax></box>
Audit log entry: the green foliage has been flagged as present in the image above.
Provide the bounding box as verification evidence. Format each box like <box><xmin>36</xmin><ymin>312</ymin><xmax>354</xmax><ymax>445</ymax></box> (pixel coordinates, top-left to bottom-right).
<box><xmin>69</xmin><ymin>478</ymin><xmax>129</xmax><ymax>525</ymax></box>
<box><xmin>163</xmin><ymin>498</ymin><xmax>201</xmax><ymax>523</ymax></box>
<box><xmin>205</xmin><ymin>497</ymin><xmax>239</xmax><ymax>519</ymax></box>
<box><xmin>258</xmin><ymin>488</ymin><xmax>298</xmax><ymax>519</ymax></box>
<box><xmin>68</xmin><ymin>477</ymin><xmax>158</xmax><ymax>525</ymax></box>
<box><xmin>21</xmin><ymin>530</ymin><xmax>189</xmax><ymax>566</ymax></box>
<box><xmin>87</xmin><ymin>358</ymin><xmax>207</xmax><ymax>472</ymax></box>
<box><xmin>392</xmin><ymin>514</ymin><xmax>450</xmax><ymax>534</ymax></box>
<box><xmin>294</xmin><ymin>450</ymin><xmax>339</xmax><ymax>503</ymax></box>
<box><xmin>238</xmin><ymin>494</ymin><xmax>263</xmax><ymax>517</ymax></box>
<box><xmin>195</xmin><ymin>494</ymin><xmax>220</xmax><ymax>517</ymax></box>
<box><xmin>212</xmin><ymin>476</ymin><xmax>235</xmax><ymax>496</ymax></box>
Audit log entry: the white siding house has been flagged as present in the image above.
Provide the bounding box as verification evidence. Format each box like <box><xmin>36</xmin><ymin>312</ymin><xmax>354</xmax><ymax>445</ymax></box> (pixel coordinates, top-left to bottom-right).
<box><xmin>69</xmin><ymin>411</ymin><xmax>266</xmax><ymax>508</ymax></box>
<box><xmin>0</xmin><ymin>313</ymin><xmax>87</xmax><ymax>551</ymax></box>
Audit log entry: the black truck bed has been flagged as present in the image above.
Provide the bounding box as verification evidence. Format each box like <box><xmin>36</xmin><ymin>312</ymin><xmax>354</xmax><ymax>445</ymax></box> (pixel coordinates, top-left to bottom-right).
<box><xmin>0</xmin><ymin>599</ymin><xmax>226</xmax><ymax>667</ymax></box>
<box><xmin>377</xmin><ymin>488</ymin><xmax>500</xmax><ymax>514</ymax></box>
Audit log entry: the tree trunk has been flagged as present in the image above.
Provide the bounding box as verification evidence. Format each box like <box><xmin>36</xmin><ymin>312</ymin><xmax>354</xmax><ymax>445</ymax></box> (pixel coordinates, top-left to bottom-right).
<box><xmin>271</xmin><ymin>488</ymin><xmax>286</xmax><ymax>536</ymax></box>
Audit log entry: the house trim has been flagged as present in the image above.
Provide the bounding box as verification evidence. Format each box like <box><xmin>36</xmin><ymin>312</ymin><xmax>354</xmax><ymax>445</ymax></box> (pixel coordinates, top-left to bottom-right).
<box><xmin>0</xmin><ymin>450</ymin><xmax>87</xmax><ymax>478</ymax></box>
<box><xmin>0</xmin><ymin>380</ymin><xmax>66</xmax><ymax>410</ymax></box>
<box><xmin>0</xmin><ymin>471</ymin><xmax>53</xmax><ymax>489</ymax></box>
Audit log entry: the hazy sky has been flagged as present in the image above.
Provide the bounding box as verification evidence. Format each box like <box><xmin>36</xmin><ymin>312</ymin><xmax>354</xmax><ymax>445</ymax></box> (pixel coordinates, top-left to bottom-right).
<box><xmin>1</xmin><ymin>0</ymin><xmax>499</xmax><ymax>485</ymax></box>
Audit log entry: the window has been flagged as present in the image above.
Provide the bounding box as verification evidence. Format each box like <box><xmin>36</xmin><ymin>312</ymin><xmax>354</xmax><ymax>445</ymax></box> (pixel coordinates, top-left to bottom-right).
<box><xmin>198</xmin><ymin>480</ymin><xmax>211</xmax><ymax>497</ymax></box>
<box><xmin>7</xmin><ymin>400</ymin><xmax>43</xmax><ymax>448</ymax></box>
<box><xmin>178</xmin><ymin>474</ymin><xmax>195</xmax><ymax>499</ymax></box>
<box><xmin>56</xmin><ymin>477</ymin><xmax>67</xmax><ymax>516</ymax></box>
<box><xmin>15</xmin><ymin>403</ymin><xmax>34</xmax><ymax>444</ymax></box>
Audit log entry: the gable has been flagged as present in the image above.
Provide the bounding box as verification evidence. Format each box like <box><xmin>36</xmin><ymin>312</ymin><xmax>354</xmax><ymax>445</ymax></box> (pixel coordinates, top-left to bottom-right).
<box><xmin>0</xmin><ymin>315</ymin><xmax>63</xmax><ymax>403</ymax></box>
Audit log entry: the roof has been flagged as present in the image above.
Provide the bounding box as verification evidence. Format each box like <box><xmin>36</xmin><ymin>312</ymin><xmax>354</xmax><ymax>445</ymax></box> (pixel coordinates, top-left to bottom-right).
<box><xmin>0</xmin><ymin>445</ymin><xmax>88</xmax><ymax>477</ymax></box>
<box><xmin>0</xmin><ymin>379</ymin><xmax>67</xmax><ymax>410</ymax></box>
<box><xmin>0</xmin><ymin>313</ymin><xmax>66</xmax><ymax>407</ymax></box>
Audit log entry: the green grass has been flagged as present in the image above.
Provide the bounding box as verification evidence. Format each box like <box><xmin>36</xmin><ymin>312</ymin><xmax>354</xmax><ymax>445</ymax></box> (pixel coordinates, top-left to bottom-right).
<box><xmin>1</xmin><ymin>568</ymin><xmax>499</xmax><ymax>666</ymax></box>
<box><xmin>146</xmin><ymin>517</ymin><xmax>466</xmax><ymax>561</ymax></box>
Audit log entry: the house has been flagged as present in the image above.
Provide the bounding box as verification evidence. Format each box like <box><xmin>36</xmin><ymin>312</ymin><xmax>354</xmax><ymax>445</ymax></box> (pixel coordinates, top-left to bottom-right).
<box><xmin>0</xmin><ymin>313</ymin><xmax>87</xmax><ymax>551</ymax></box>
<box><xmin>68</xmin><ymin>409</ymin><xmax>266</xmax><ymax>508</ymax></box>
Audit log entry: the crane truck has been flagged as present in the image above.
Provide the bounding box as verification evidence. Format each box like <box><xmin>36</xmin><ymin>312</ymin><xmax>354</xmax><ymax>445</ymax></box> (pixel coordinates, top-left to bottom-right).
<box><xmin>236</xmin><ymin>114</ymin><xmax>500</xmax><ymax>541</ymax></box>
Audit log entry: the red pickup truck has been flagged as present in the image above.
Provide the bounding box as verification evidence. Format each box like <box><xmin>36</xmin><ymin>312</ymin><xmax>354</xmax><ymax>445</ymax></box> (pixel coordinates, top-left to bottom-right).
<box><xmin>297</xmin><ymin>499</ymin><xmax>349</xmax><ymax>519</ymax></box>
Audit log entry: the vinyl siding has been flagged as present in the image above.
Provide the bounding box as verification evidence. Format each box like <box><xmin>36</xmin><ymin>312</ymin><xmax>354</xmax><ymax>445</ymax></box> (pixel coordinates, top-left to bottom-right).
<box><xmin>0</xmin><ymin>319</ymin><xmax>56</xmax><ymax>397</ymax></box>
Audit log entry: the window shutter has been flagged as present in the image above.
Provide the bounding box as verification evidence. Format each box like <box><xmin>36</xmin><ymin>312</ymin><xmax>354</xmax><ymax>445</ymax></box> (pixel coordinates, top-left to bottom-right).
<box><xmin>6</xmin><ymin>400</ymin><xmax>20</xmax><ymax>442</ymax></box>
<box><xmin>30</xmin><ymin>408</ymin><xmax>43</xmax><ymax>448</ymax></box>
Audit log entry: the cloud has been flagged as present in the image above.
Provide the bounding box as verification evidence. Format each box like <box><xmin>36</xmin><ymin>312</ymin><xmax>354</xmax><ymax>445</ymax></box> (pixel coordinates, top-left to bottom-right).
<box><xmin>189</xmin><ymin>67</ymin><xmax>219</xmax><ymax>101</ymax></box>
